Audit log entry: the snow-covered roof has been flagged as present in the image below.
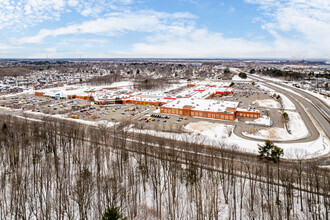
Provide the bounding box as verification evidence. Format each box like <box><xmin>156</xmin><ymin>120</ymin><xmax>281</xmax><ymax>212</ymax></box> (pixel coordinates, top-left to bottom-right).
<box><xmin>164</xmin><ymin>99</ymin><xmax>239</xmax><ymax>113</ymax></box>
<box><xmin>236</xmin><ymin>107</ymin><xmax>260</xmax><ymax>113</ymax></box>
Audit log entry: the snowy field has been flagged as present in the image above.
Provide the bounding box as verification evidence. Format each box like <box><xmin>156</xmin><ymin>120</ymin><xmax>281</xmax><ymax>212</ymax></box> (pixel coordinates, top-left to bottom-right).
<box><xmin>129</xmin><ymin>121</ymin><xmax>234</xmax><ymax>146</ymax></box>
<box><xmin>257</xmin><ymin>83</ymin><xmax>296</xmax><ymax>110</ymax></box>
<box><xmin>184</xmin><ymin>121</ymin><xmax>233</xmax><ymax>139</ymax></box>
<box><xmin>229</xmin><ymin>131</ymin><xmax>330</xmax><ymax>159</ymax></box>
<box><xmin>108</xmin><ymin>81</ymin><xmax>134</xmax><ymax>88</ymax></box>
<box><xmin>130</xmin><ymin>119</ymin><xmax>329</xmax><ymax>158</ymax></box>
<box><xmin>252</xmin><ymin>99</ymin><xmax>280</xmax><ymax>108</ymax></box>
<box><xmin>231</xmin><ymin>75</ymin><xmax>252</xmax><ymax>81</ymax></box>
<box><xmin>243</xmin><ymin>111</ymin><xmax>308</xmax><ymax>141</ymax></box>
<box><xmin>0</xmin><ymin>88</ymin><xmax>34</xmax><ymax>97</ymax></box>
<box><xmin>246</xmin><ymin>115</ymin><xmax>272</xmax><ymax>126</ymax></box>
<box><xmin>25</xmin><ymin>111</ymin><xmax>116</xmax><ymax>127</ymax></box>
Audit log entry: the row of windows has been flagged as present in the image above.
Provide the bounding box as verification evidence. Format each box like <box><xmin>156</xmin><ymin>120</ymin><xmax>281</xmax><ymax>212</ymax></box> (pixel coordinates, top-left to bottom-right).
<box><xmin>237</xmin><ymin>112</ymin><xmax>259</xmax><ymax>118</ymax></box>
<box><xmin>161</xmin><ymin>108</ymin><xmax>235</xmax><ymax>120</ymax></box>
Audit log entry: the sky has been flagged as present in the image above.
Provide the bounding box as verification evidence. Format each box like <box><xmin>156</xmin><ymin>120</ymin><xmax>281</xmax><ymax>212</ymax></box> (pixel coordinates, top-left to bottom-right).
<box><xmin>0</xmin><ymin>0</ymin><xmax>329</xmax><ymax>59</ymax></box>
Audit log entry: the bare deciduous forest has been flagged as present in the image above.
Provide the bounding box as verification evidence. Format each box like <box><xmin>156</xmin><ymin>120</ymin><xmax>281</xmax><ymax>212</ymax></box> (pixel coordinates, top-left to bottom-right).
<box><xmin>0</xmin><ymin>115</ymin><xmax>328</xmax><ymax>219</ymax></box>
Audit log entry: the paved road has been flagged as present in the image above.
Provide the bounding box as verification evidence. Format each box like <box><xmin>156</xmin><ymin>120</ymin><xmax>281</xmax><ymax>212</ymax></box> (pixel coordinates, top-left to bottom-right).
<box><xmin>269</xmin><ymin>81</ymin><xmax>330</xmax><ymax>137</ymax></box>
<box><xmin>233</xmin><ymin>82</ymin><xmax>321</xmax><ymax>143</ymax></box>
<box><xmin>247</xmin><ymin>74</ymin><xmax>329</xmax><ymax>140</ymax></box>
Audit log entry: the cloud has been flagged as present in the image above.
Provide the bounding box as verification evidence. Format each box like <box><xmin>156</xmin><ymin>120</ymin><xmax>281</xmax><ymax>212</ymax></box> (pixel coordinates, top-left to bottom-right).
<box><xmin>16</xmin><ymin>10</ymin><xmax>196</xmax><ymax>44</ymax></box>
<box><xmin>228</xmin><ymin>7</ymin><xmax>235</xmax><ymax>13</ymax></box>
<box><xmin>246</xmin><ymin>0</ymin><xmax>330</xmax><ymax>58</ymax></box>
<box><xmin>116</xmin><ymin>26</ymin><xmax>275</xmax><ymax>58</ymax></box>
<box><xmin>0</xmin><ymin>0</ymin><xmax>135</xmax><ymax>30</ymax></box>
<box><xmin>3</xmin><ymin>0</ymin><xmax>330</xmax><ymax>59</ymax></box>
<box><xmin>14</xmin><ymin>6</ymin><xmax>330</xmax><ymax>59</ymax></box>
<box><xmin>179</xmin><ymin>0</ymin><xmax>199</xmax><ymax>4</ymax></box>
<box><xmin>0</xmin><ymin>43</ymin><xmax>12</xmax><ymax>50</ymax></box>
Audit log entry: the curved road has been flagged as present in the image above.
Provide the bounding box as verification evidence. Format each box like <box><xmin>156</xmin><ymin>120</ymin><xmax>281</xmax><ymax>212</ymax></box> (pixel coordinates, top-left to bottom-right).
<box><xmin>238</xmin><ymin>74</ymin><xmax>329</xmax><ymax>143</ymax></box>
<box><xmin>268</xmin><ymin>81</ymin><xmax>330</xmax><ymax>137</ymax></box>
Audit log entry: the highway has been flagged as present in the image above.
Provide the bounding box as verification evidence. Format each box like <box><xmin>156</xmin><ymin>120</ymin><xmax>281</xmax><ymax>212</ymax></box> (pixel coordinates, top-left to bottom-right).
<box><xmin>249</xmin><ymin>74</ymin><xmax>330</xmax><ymax>139</ymax></box>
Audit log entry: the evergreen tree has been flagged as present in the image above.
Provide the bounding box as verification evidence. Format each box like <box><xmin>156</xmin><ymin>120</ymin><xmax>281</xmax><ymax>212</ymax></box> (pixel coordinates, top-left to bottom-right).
<box><xmin>102</xmin><ymin>207</ymin><xmax>126</xmax><ymax>220</ymax></box>
<box><xmin>258</xmin><ymin>140</ymin><xmax>284</xmax><ymax>163</ymax></box>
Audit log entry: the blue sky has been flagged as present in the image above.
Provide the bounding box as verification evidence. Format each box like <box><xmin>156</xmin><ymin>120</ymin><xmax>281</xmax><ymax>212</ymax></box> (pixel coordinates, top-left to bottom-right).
<box><xmin>0</xmin><ymin>0</ymin><xmax>329</xmax><ymax>59</ymax></box>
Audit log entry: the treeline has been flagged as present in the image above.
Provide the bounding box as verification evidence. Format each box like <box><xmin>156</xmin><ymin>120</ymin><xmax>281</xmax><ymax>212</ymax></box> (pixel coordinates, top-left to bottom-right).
<box><xmin>0</xmin><ymin>67</ymin><xmax>32</xmax><ymax>77</ymax></box>
<box><xmin>260</xmin><ymin>68</ymin><xmax>306</xmax><ymax>80</ymax></box>
<box><xmin>314</xmin><ymin>72</ymin><xmax>330</xmax><ymax>79</ymax></box>
<box><xmin>86</xmin><ymin>73</ymin><xmax>124</xmax><ymax>86</ymax></box>
<box><xmin>0</xmin><ymin>115</ymin><xmax>329</xmax><ymax>219</ymax></box>
<box><xmin>20</xmin><ymin>60</ymin><xmax>71</xmax><ymax>65</ymax></box>
<box><xmin>133</xmin><ymin>77</ymin><xmax>171</xmax><ymax>91</ymax></box>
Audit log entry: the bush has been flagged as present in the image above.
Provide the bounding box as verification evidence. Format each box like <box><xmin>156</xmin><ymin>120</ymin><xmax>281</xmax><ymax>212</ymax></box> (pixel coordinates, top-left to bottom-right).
<box><xmin>102</xmin><ymin>207</ymin><xmax>126</xmax><ymax>220</ymax></box>
<box><xmin>239</xmin><ymin>72</ymin><xmax>247</xmax><ymax>79</ymax></box>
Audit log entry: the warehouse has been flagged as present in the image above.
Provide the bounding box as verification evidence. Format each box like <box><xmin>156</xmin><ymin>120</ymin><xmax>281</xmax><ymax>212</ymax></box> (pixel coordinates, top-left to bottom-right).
<box><xmin>160</xmin><ymin>99</ymin><xmax>259</xmax><ymax>121</ymax></box>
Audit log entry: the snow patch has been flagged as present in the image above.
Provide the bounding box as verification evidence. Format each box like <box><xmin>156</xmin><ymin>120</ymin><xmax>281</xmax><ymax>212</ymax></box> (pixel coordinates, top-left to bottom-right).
<box><xmin>184</xmin><ymin>121</ymin><xmax>233</xmax><ymax>139</ymax></box>
<box><xmin>246</xmin><ymin>115</ymin><xmax>272</xmax><ymax>126</ymax></box>
<box><xmin>243</xmin><ymin>111</ymin><xmax>308</xmax><ymax>141</ymax></box>
<box><xmin>232</xmin><ymin>75</ymin><xmax>252</xmax><ymax>81</ymax></box>
<box><xmin>253</xmin><ymin>99</ymin><xmax>280</xmax><ymax>108</ymax></box>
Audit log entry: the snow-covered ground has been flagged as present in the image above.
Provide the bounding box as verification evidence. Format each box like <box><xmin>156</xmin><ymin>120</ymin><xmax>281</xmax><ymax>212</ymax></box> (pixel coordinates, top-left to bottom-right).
<box><xmin>256</xmin><ymin>75</ymin><xmax>329</xmax><ymax>108</ymax></box>
<box><xmin>246</xmin><ymin>115</ymin><xmax>272</xmax><ymax>126</ymax></box>
<box><xmin>277</xmin><ymin>82</ymin><xmax>330</xmax><ymax>108</ymax></box>
<box><xmin>228</xmin><ymin>130</ymin><xmax>329</xmax><ymax>158</ymax></box>
<box><xmin>3</xmin><ymin>107</ymin><xmax>328</xmax><ymax>158</ymax></box>
<box><xmin>153</xmin><ymin>108</ymin><xmax>160</xmax><ymax>113</ymax></box>
<box><xmin>232</xmin><ymin>75</ymin><xmax>252</xmax><ymax>81</ymax></box>
<box><xmin>258</xmin><ymin>74</ymin><xmax>330</xmax><ymax>108</ymax></box>
<box><xmin>252</xmin><ymin>99</ymin><xmax>280</xmax><ymax>108</ymax></box>
<box><xmin>243</xmin><ymin>111</ymin><xmax>308</xmax><ymax>141</ymax></box>
<box><xmin>129</xmin><ymin>117</ymin><xmax>328</xmax><ymax>158</ymax></box>
<box><xmin>129</xmin><ymin>121</ymin><xmax>234</xmax><ymax>146</ymax></box>
<box><xmin>108</xmin><ymin>81</ymin><xmax>133</xmax><ymax>88</ymax></box>
<box><xmin>0</xmin><ymin>88</ymin><xmax>34</xmax><ymax>97</ymax></box>
<box><xmin>254</xmin><ymin>75</ymin><xmax>285</xmax><ymax>83</ymax></box>
<box><xmin>184</xmin><ymin>121</ymin><xmax>233</xmax><ymax>139</ymax></box>
<box><xmin>278</xmin><ymin>92</ymin><xmax>296</xmax><ymax>110</ymax></box>
<box><xmin>25</xmin><ymin>111</ymin><xmax>116</xmax><ymax>127</ymax></box>
<box><xmin>257</xmin><ymin>83</ymin><xmax>296</xmax><ymax>110</ymax></box>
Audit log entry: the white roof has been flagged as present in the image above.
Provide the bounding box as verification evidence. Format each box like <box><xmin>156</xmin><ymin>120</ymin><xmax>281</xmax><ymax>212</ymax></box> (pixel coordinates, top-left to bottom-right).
<box><xmin>164</xmin><ymin>99</ymin><xmax>238</xmax><ymax>113</ymax></box>
<box><xmin>237</xmin><ymin>107</ymin><xmax>260</xmax><ymax>113</ymax></box>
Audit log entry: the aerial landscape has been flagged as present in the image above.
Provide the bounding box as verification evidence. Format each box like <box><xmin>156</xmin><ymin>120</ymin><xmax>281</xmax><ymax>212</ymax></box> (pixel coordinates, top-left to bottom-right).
<box><xmin>0</xmin><ymin>0</ymin><xmax>329</xmax><ymax>219</ymax></box>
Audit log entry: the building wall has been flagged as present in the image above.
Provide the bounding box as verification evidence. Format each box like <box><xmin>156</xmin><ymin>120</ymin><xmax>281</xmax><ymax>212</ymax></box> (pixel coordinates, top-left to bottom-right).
<box><xmin>67</xmin><ymin>95</ymin><xmax>76</xmax><ymax>99</ymax></box>
<box><xmin>160</xmin><ymin>107</ymin><xmax>236</xmax><ymax>121</ymax></box>
<box><xmin>76</xmin><ymin>96</ymin><xmax>91</xmax><ymax>101</ymax></box>
<box><xmin>236</xmin><ymin>111</ymin><xmax>260</xmax><ymax>118</ymax></box>
<box><xmin>123</xmin><ymin>100</ymin><xmax>166</xmax><ymax>106</ymax></box>
<box><xmin>35</xmin><ymin>92</ymin><xmax>45</xmax><ymax>97</ymax></box>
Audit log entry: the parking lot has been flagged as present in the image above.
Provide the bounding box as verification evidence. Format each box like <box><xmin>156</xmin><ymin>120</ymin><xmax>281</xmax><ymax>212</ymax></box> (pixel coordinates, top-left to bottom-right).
<box><xmin>0</xmin><ymin>94</ymin><xmax>91</xmax><ymax>115</ymax></box>
<box><xmin>0</xmin><ymin>81</ymin><xmax>286</xmax><ymax>135</ymax></box>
